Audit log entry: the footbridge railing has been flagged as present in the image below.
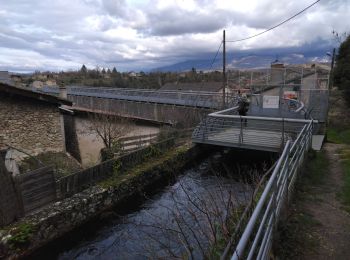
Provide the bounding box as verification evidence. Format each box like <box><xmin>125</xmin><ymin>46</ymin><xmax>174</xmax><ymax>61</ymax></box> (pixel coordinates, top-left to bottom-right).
<box><xmin>228</xmin><ymin>120</ymin><xmax>313</xmax><ymax>259</ymax></box>
<box><xmin>37</xmin><ymin>86</ymin><xmax>238</xmax><ymax>109</ymax></box>
<box><xmin>192</xmin><ymin>106</ymin><xmax>308</xmax><ymax>152</ymax></box>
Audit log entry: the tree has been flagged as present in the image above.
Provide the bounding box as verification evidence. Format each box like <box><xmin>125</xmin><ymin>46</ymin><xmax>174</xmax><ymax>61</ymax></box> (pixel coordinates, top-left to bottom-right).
<box><xmin>85</xmin><ymin>113</ymin><xmax>134</xmax><ymax>149</ymax></box>
<box><xmin>80</xmin><ymin>64</ymin><xmax>87</xmax><ymax>74</ymax></box>
<box><xmin>334</xmin><ymin>34</ymin><xmax>350</xmax><ymax>100</ymax></box>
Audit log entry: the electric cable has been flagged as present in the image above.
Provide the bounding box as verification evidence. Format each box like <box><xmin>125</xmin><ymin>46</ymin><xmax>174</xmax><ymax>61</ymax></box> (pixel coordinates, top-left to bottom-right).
<box><xmin>226</xmin><ymin>0</ymin><xmax>321</xmax><ymax>43</ymax></box>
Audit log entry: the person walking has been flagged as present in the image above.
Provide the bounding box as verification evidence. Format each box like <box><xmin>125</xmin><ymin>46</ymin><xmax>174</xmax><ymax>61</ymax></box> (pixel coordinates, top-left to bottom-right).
<box><xmin>237</xmin><ymin>91</ymin><xmax>249</xmax><ymax>126</ymax></box>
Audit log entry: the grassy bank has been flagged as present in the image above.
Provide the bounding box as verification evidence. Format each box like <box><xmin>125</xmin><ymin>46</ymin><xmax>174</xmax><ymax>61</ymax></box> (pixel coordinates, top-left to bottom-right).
<box><xmin>276</xmin><ymin>88</ymin><xmax>350</xmax><ymax>258</ymax></box>
<box><xmin>98</xmin><ymin>144</ymin><xmax>190</xmax><ymax>189</ymax></box>
<box><xmin>338</xmin><ymin>148</ymin><xmax>350</xmax><ymax>212</ymax></box>
<box><xmin>327</xmin><ymin>89</ymin><xmax>350</xmax><ymax>212</ymax></box>
<box><xmin>275</xmin><ymin>150</ymin><xmax>329</xmax><ymax>258</ymax></box>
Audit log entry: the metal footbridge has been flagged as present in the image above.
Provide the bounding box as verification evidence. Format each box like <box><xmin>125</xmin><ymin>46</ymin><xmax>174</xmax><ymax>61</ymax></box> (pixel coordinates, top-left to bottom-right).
<box><xmin>36</xmin><ymin>86</ymin><xmax>237</xmax><ymax>109</ymax></box>
<box><xmin>192</xmin><ymin>102</ymin><xmax>310</xmax><ymax>153</ymax></box>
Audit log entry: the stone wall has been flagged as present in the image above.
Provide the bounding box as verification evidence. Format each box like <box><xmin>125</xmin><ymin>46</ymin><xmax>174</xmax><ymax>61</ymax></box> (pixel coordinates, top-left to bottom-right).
<box><xmin>0</xmin><ymin>95</ymin><xmax>64</xmax><ymax>155</ymax></box>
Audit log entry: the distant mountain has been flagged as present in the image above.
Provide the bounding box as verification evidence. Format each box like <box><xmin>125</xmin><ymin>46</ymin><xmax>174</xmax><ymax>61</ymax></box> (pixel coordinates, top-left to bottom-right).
<box><xmin>151</xmin><ymin>43</ymin><xmax>334</xmax><ymax>72</ymax></box>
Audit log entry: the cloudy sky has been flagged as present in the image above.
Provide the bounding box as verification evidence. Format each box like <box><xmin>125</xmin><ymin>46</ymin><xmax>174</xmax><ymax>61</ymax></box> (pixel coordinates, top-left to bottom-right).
<box><xmin>0</xmin><ymin>0</ymin><xmax>348</xmax><ymax>72</ymax></box>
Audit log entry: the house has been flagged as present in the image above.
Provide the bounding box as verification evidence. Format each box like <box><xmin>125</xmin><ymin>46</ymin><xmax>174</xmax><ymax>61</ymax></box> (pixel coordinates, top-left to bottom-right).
<box><xmin>45</xmin><ymin>79</ymin><xmax>57</xmax><ymax>86</ymax></box>
<box><xmin>0</xmin><ymin>71</ymin><xmax>12</xmax><ymax>85</ymax></box>
<box><xmin>31</xmin><ymin>80</ymin><xmax>44</xmax><ymax>88</ymax></box>
<box><xmin>271</xmin><ymin>61</ymin><xmax>285</xmax><ymax>85</ymax></box>
<box><xmin>0</xmin><ymin>83</ymin><xmax>75</xmax><ymax>156</ymax></box>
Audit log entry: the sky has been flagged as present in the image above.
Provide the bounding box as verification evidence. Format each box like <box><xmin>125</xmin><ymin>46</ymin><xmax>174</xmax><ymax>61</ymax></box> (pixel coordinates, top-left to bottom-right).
<box><xmin>0</xmin><ymin>0</ymin><xmax>349</xmax><ymax>72</ymax></box>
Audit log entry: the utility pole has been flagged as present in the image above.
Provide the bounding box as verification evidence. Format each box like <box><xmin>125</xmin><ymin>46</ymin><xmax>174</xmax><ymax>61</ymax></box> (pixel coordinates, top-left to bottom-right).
<box><xmin>222</xmin><ymin>30</ymin><xmax>226</xmax><ymax>108</ymax></box>
<box><xmin>330</xmin><ymin>47</ymin><xmax>336</xmax><ymax>89</ymax></box>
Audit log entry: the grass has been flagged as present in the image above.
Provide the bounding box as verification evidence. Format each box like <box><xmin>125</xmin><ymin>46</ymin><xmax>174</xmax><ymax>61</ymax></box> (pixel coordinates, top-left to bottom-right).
<box><xmin>275</xmin><ymin>150</ymin><xmax>329</xmax><ymax>259</ymax></box>
<box><xmin>7</xmin><ymin>223</ymin><xmax>35</xmax><ymax>249</ymax></box>
<box><xmin>338</xmin><ymin>149</ymin><xmax>350</xmax><ymax>213</ymax></box>
<box><xmin>277</xmin><ymin>211</ymin><xmax>321</xmax><ymax>259</ymax></box>
<box><xmin>327</xmin><ymin>89</ymin><xmax>350</xmax><ymax>212</ymax></box>
<box><xmin>19</xmin><ymin>151</ymin><xmax>82</xmax><ymax>178</ymax></box>
<box><xmin>327</xmin><ymin>127</ymin><xmax>350</xmax><ymax>145</ymax></box>
<box><xmin>301</xmin><ymin>150</ymin><xmax>329</xmax><ymax>187</ymax></box>
<box><xmin>99</xmin><ymin>145</ymin><xmax>189</xmax><ymax>189</ymax></box>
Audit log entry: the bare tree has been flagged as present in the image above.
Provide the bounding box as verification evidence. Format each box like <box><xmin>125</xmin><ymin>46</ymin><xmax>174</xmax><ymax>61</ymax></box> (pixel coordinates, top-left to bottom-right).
<box><xmin>85</xmin><ymin>113</ymin><xmax>134</xmax><ymax>149</ymax></box>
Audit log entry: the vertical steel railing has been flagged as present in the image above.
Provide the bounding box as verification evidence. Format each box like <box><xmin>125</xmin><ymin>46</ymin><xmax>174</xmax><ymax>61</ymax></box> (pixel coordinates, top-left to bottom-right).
<box><xmin>231</xmin><ymin>120</ymin><xmax>312</xmax><ymax>260</ymax></box>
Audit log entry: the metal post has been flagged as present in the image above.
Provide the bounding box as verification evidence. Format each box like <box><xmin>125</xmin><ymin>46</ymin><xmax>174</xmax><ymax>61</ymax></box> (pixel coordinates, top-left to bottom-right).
<box><xmin>300</xmin><ymin>67</ymin><xmax>304</xmax><ymax>102</ymax></box>
<box><xmin>238</xmin><ymin>70</ymin><xmax>241</xmax><ymax>88</ymax></box>
<box><xmin>329</xmin><ymin>48</ymin><xmax>336</xmax><ymax>89</ymax></box>
<box><xmin>281</xmin><ymin>118</ymin><xmax>285</xmax><ymax>151</ymax></box>
<box><xmin>272</xmin><ymin>168</ymin><xmax>278</xmax><ymax>226</ymax></box>
<box><xmin>250</xmin><ymin>71</ymin><xmax>253</xmax><ymax>86</ymax></box>
<box><xmin>240</xmin><ymin>117</ymin><xmax>243</xmax><ymax>144</ymax></box>
<box><xmin>223</xmin><ymin>30</ymin><xmax>226</xmax><ymax>109</ymax></box>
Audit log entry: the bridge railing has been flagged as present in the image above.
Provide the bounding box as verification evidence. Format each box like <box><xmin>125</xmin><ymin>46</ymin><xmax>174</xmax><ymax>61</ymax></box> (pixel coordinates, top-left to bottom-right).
<box><xmin>228</xmin><ymin>120</ymin><xmax>313</xmax><ymax>259</ymax></box>
<box><xmin>192</xmin><ymin>107</ymin><xmax>308</xmax><ymax>152</ymax></box>
<box><xmin>38</xmin><ymin>86</ymin><xmax>238</xmax><ymax>109</ymax></box>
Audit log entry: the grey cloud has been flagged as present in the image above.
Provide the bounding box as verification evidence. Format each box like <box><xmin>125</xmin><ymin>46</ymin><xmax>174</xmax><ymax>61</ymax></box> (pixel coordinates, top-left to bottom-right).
<box><xmin>139</xmin><ymin>9</ymin><xmax>230</xmax><ymax>36</ymax></box>
<box><xmin>0</xmin><ymin>0</ymin><xmax>348</xmax><ymax>72</ymax></box>
<box><xmin>102</xmin><ymin>0</ymin><xmax>129</xmax><ymax>18</ymax></box>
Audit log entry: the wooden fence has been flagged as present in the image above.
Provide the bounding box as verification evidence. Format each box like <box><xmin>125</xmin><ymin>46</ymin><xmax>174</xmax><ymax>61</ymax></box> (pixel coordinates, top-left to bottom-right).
<box><xmin>0</xmin><ymin>135</ymin><xmax>185</xmax><ymax>223</ymax></box>
<box><xmin>57</xmin><ymin>138</ymin><xmax>176</xmax><ymax>198</ymax></box>
<box><xmin>14</xmin><ymin>166</ymin><xmax>56</xmax><ymax>214</ymax></box>
<box><xmin>119</xmin><ymin>128</ymin><xmax>194</xmax><ymax>153</ymax></box>
<box><xmin>120</xmin><ymin>133</ymin><xmax>159</xmax><ymax>153</ymax></box>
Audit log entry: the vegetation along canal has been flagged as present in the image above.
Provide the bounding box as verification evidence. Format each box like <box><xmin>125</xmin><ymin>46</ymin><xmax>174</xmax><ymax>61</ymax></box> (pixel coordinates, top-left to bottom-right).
<box><xmin>30</xmin><ymin>148</ymin><xmax>276</xmax><ymax>259</ymax></box>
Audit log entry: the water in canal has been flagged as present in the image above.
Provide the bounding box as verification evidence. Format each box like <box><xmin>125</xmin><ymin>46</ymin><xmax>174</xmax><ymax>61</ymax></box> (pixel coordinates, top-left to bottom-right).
<box><xmin>33</xmin><ymin>150</ymin><xmax>272</xmax><ymax>259</ymax></box>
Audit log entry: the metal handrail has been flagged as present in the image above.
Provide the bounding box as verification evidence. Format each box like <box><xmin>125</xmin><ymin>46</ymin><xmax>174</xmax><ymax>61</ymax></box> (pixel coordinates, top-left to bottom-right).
<box><xmin>230</xmin><ymin>120</ymin><xmax>313</xmax><ymax>259</ymax></box>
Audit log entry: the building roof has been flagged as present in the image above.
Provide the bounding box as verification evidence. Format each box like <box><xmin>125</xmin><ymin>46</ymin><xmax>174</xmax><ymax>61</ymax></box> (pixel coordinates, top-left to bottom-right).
<box><xmin>159</xmin><ymin>82</ymin><xmax>223</xmax><ymax>92</ymax></box>
<box><xmin>0</xmin><ymin>82</ymin><xmax>72</xmax><ymax>106</ymax></box>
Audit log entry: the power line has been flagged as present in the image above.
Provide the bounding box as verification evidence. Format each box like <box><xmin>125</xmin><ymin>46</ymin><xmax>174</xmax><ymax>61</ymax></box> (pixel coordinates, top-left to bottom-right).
<box><xmin>208</xmin><ymin>41</ymin><xmax>223</xmax><ymax>70</ymax></box>
<box><xmin>226</xmin><ymin>0</ymin><xmax>321</xmax><ymax>43</ymax></box>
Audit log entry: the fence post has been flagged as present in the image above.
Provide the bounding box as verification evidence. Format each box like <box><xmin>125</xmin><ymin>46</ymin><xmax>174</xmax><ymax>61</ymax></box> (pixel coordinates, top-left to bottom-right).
<box><xmin>281</xmin><ymin>118</ymin><xmax>285</xmax><ymax>151</ymax></box>
<box><xmin>202</xmin><ymin>117</ymin><xmax>207</xmax><ymax>141</ymax></box>
<box><xmin>240</xmin><ymin>117</ymin><xmax>243</xmax><ymax>144</ymax></box>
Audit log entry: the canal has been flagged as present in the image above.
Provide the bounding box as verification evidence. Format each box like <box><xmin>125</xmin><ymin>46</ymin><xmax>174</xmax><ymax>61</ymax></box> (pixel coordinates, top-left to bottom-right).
<box><xmin>30</xmin><ymin>149</ymin><xmax>275</xmax><ymax>259</ymax></box>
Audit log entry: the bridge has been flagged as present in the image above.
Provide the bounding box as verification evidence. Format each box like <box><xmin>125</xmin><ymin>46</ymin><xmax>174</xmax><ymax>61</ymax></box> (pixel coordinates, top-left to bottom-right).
<box><xmin>38</xmin><ymin>86</ymin><xmax>236</xmax><ymax>109</ymax></box>
<box><xmin>192</xmin><ymin>106</ymin><xmax>310</xmax><ymax>152</ymax></box>
<box><xmin>34</xmin><ymin>67</ymin><xmax>329</xmax><ymax>125</ymax></box>
<box><xmin>36</xmin><ymin>86</ymin><xmax>234</xmax><ymax>124</ymax></box>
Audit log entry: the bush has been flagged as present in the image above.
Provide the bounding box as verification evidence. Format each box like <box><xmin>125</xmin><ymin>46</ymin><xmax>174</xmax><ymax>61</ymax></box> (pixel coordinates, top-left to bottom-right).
<box><xmin>334</xmin><ymin>35</ymin><xmax>350</xmax><ymax>102</ymax></box>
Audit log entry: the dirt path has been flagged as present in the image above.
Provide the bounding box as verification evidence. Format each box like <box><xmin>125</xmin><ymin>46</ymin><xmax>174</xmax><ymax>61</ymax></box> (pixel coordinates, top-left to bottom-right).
<box><xmin>299</xmin><ymin>143</ymin><xmax>350</xmax><ymax>259</ymax></box>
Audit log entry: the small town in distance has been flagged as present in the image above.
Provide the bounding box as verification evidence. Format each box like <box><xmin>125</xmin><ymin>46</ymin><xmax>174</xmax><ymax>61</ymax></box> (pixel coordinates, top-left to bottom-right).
<box><xmin>1</xmin><ymin>0</ymin><xmax>350</xmax><ymax>259</ymax></box>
